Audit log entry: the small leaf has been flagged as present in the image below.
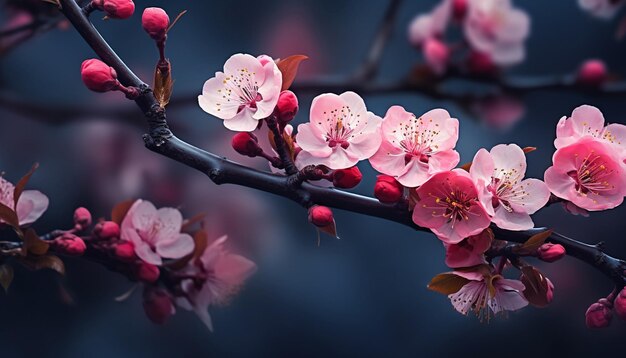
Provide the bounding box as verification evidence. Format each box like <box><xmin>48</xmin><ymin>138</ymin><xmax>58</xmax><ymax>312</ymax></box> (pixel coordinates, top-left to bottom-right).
<box><xmin>513</xmin><ymin>229</ymin><xmax>552</xmax><ymax>255</ymax></box>
<box><xmin>0</xmin><ymin>202</ymin><xmax>20</xmax><ymax>230</ymax></box>
<box><xmin>276</xmin><ymin>55</ymin><xmax>308</xmax><ymax>91</ymax></box>
<box><xmin>0</xmin><ymin>264</ymin><xmax>14</xmax><ymax>293</ymax></box>
<box><xmin>23</xmin><ymin>228</ymin><xmax>49</xmax><ymax>256</ymax></box>
<box><xmin>153</xmin><ymin>60</ymin><xmax>174</xmax><ymax>108</ymax></box>
<box><xmin>459</xmin><ymin>161</ymin><xmax>472</xmax><ymax>172</ymax></box>
<box><xmin>522</xmin><ymin>147</ymin><xmax>537</xmax><ymax>154</ymax></box>
<box><xmin>427</xmin><ymin>273</ymin><xmax>470</xmax><ymax>295</ymax></box>
<box><xmin>20</xmin><ymin>255</ymin><xmax>65</xmax><ymax>275</ymax></box>
<box><xmin>13</xmin><ymin>163</ymin><xmax>39</xmax><ymax>210</ymax></box>
<box><xmin>166</xmin><ymin>10</ymin><xmax>188</xmax><ymax>33</ymax></box>
<box><xmin>192</xmin><ymin>230</ymin><xmax>209</xmax><ymax>260</ymax></box>
<box><xmin>317</xmin><ymin>220</ymin><xmax>339</xmax><ymax>240</ymax></box>
<box><xmin>181</xmin><ymin>213</ymin><xmax>207</xmax><ymax>232</ymax></box>
<box><xmin>111</xmin><ymin>199</ymin><xmax>135</xmax><ymax>225</ymax></box>
<box><xmin>520</xmin><ymin>266</ymin><xmax>551</xmax><ymax>307</ymax></box>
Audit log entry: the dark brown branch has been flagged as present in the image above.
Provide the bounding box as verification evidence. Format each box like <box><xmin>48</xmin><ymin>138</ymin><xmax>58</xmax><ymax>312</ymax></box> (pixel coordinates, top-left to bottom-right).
<box><xmin>52</xmin><ymin>0</ymin><xmax>626</xmax><ymax>290</ymax></box>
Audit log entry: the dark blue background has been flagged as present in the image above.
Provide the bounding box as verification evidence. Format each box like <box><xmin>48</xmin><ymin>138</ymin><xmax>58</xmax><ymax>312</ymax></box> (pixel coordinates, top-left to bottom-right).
<box><xmin>1</xmin><ymin>0</ymin><xmax>626</xmax><ymax>356</ymax></box>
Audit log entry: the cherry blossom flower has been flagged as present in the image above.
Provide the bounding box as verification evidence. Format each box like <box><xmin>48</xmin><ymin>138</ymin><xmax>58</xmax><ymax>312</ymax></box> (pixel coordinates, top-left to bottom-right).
<box><xmin>470</xmin><ymin>144</ymin><xmax>550</xmax><ymax>230</ymax></box>
<box><xmin>544</xmin><ymin>137</ymin><xmax>626</xmax><ymax>211</ymax></box>
<box><xmin>579</xmin><ymin>0</ymin><xmax>624</xmax><ymax>19</ymax></box>
<box><xmin>464</xmin><ymin>0</ymin><xmax>530</xmax><ymax>66</ymax></box>
<box><xmin>369</xmin><ymin>106</ymin><xmax>460</xmax><ymax>187</ymax></box>
<box><xmin>294</xmin><ymin>92</ymin><xmax>382</xmax><ymax>169</ymax></box>
<box><xmin>448</xmin><ymin>270</ymin><xmax>528</xmax><ymax>317</ymax></box>
<box><xmin>407</xmin><ymin>0</ymin><xmax>452</xmax><ymax>47</ymax></box>
<box><xmin>444</xmin><ymin>229</ymin><xmax>492</xmax><ymax>268</ymax></box>
<box><xmin>555</xmin><ymin>105</ymin><xmax>626</xmax><ymax>155</ymax></box>
<box><xmin>198</xmin><ymin>53</ymin><xmax>282</xmax><ymax>132</ymax></box>
<box><xmin>412</xmin><ymin>169</ymin><xmax>491</xmax><ymax>244</ymax></box>
<box><xmin>0</xmin><ymin>176</ymin><xmax>48</xmax><ymax>226</ymax></box>
<box><xmin>177</xmin><ymin>235</ymin><xmax>256</xmax><ymax>331</ymax></box>
<box><xmin>121</xmin><ymin>199</ymin><xmax>194</xmax><ymax>265</ymax></box>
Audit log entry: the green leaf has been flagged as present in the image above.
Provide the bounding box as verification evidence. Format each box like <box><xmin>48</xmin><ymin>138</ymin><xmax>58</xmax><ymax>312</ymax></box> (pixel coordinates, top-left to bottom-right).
<box><xmin>427</xmin><ymin>273</ymin><xmax>470</xmax><ymax>295</ymax></box>
<box><xmin>111</xmin><ymin>199</ymin><xmax>135</xmax><ymax>225</ymax></box>
<box><xmin>0</xmin><ymin>264</ymin><xmax>14</xmax><ymax>293</ymax></box>
<box><xmin>13</xmin><ymin>163</ymin><xmax>39</xmax><ymax>210</ymax></box>
<box><xmin>276</xmin><ymin>55</ymin><xmax>308</xmax><ymax>91</ymax></box>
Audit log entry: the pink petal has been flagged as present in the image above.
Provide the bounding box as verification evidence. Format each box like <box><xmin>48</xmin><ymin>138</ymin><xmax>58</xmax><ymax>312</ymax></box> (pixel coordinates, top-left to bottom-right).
<box><xmin>214</xmin><ymin>254</ymin><xmax>257</xmax><ymax>287</ymax></box>
<box><xmin>490</xmin><ymin>144</ymin><xmax>526</xmax><ymax>178</ymax></box>
<box><xmin>129</xmin><ymin>199</ymin><xmax>157</xmax><ymax>233</ymax></box>
<box><xmin>396</xmin><ymin>159</ymin><xmax>430</xmax><ymax>187</ymax></box>
<box><xmin>127</xmin><ymin>229</ymin><xmax>162</xmax><ymax>265</ymax></box>
<box><xmin>508</xmin><ymin>178</ymin><xmax>550</xmax><ymax>214</ymax></box>
<box><xmin>338</xmin><ymin>91</ymin><xmax>367</xmax><ymax>117</ymax></box>
<box><xmin>16</xmin><ymin>190</ymin><xmax>49</xmax><ymax>226</ymax></box>
<box><xmin>470</xmin><ymin>148</ymin><xmax>495</xmax><ymax>184</ymax></box>
<box><xmin>154</xmin><ymin>207</ymin><xmax>183</xmax><ymax>243</ymax></box>
<box><xmin>368</xmin><ymin>141</ymin><xmax>406</xmax><ymax>177</ymax></box>
<box><xmin>223</xmin><ymin>109</ymin><xmax>261</xmax><ymax>132</ymax></box>
<box><xmin>198</xmin><ymin>73</ymin><xmax>241</xmax><ymax>120</ymax></box>
<box><xmin>156</xmin><ymin>233</ymin><xmax>194</xmax><ymax>259</ymax></box>
<box><xmin>295</xmin><ymin>123</ymin><xmax>332</xmax><ymax>157</ymax></box>
<box><xmin>569</xmin><ymin>105</ymin><xmax>606</xmax><ymax>139</ymax></box>
<box><xmin>492</xmin><ymin>207</ymin><xmax>534</xmax><ymax>231</ymax></box>
<box><xmin>223</xmin><ymin>53</ymin><xmax>265</xmax><ymax>82</ymax></box>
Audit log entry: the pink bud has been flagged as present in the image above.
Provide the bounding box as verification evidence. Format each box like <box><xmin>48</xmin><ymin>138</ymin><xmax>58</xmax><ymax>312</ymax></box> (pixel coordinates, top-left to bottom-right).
<box><xmin>585</xmin><ymin>300</ymin><xmax>613</xmax><ymax>329</ymax></box>
<box><xmin>308</xmin><ymin>205</ymin><xmax>334</xmax><ymax>227</ymax></box>
<box><xmin>136</xmin><ymin>262</ymin><xmax>160</xmax><ymax>283</ymax></box>
<box><xmin>332</xmin><ymin>166</ymin><xmax>363</xmax><ymax>189</ymax></box>
<box><xmin>231</xmin><ymin>132</ymin><xmax>263</xmax><ymax>157</ymax></box>
<box><xmin>81</xmin><ymin>59</ymin><xmax>119</xmax><ymax>92</ymax></box>
<box><xmin>142</xmin><ymin>7</ymin><xmax>170</xmax><ymax>41</ymax></box>
<box><xmin>467</xmin><ymin>51</ymin><xmax>496</xmax><ymax>74</ymax></box>
<box><xmin>143</xmin><ymin>287</ymin><xmax>175</xmax><ymax>325</ymax></box>
<box><xmin>615</xmin><ymin>287</ymin><xmax>626</xmax><ymax>321</ymax></box>
<box><xmin>275</xmin><ymin>90</ymin><xmax>299</xmax><ymax>124</ymax></box>
<box><xmin>374</xmin><ymin>175</ymin><xmax>404</xmax><ymax>204</ymax></box>
<box><xmin>537</xmin><ymin>243</ymin><xmax>566</xmax><ymax>263</ymax></box>
<box><xmin>423</xmin><ymin>38</ymin><xmax>450</xmax><ymax>75</ymax></box>
<box><xmin>51</xmin><ymin>233</ymin><xmax>87</xmax><ymax>256</ymax></box>
<box><xmin>115</xmin><ymin>241</ymin><xmax>136</xmax><ymax>261</ymax></box>
<box><xmin>545</xmin><ymin>277</ymin><xmax>555</xmax><ymax>304</ymax></box>
<box><xmin>452</xmin><ymin>0</ymin><xmax>468</xmax><ymax>21</ymax></box>
<box><xmin>73</xmin><ymin>207</ymin><xmax>92</xmax><ymax>229</ymax></box>
<box><xmin>577</xmin><ymin>59</ymin><xmax>607</xmax><ymax>86</ymax></box>
<box><xmin>93</xmin><ymin>0</ymin><xmax>135</xmax><ymax>19</ymax></box>
<box><xmin>94</xmin><ymin>221</ymin><xmax>120</xmax><ymax>240</ymax></box>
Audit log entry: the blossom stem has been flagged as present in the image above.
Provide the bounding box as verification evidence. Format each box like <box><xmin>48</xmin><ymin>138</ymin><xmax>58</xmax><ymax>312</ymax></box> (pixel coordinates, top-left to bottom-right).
<box><xmin>266</xmin><ymin>114</ymin><xmax>298</xmax><ymax>175</ymax></box>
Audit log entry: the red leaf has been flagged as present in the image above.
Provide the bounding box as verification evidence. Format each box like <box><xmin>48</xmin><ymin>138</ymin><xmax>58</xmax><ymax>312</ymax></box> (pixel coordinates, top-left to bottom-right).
<box><xmin>427</xmin><ymin>273</ymin><xmax>470</xmax><ymax>295</ymax></box>
<box><xmin>0</xmin><ymin>264</ymin><xmax>14</xmax><ymax>293</ymax></box>
<box><xmin>23</xmin><ymin>228</ymin><xmax>49</xmax><ymax>256</ymax></box>
<box><xmin>13</xmin><ymin>163</ymin><xmax>39</xmax><ymax>210</ymax></box>
<box><xmin>513</xmin><ymin>229</ymin><xmax>552</xmax><ymax>255</ymax></box>
<box><xmin>276</xmin><ymin>55</ymin><xmax>308</xmax><ymax>91</ymax></box>
<box><xmin>111</xmin><ymin>199</ymin><xmax>135</xmax><ymax>225</ymax></box>
<box><xmin>521</xmin><ymin>266</ymin><xmax>551</xmax><ymax>307</ymax></box>
<box><xmin>0</xmin><ymin>202</ymin><xmax>20</xmax><ymax>230</ymax></box>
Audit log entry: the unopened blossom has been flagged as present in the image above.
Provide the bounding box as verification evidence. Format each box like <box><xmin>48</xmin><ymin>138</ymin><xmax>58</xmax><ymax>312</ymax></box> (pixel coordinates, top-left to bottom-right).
<box><xmin>444</xmin><ymin>229</ymin><xmax>492</xmax><ymax>268</ymax></box>
<box><xmin>294</xmin><ymin>92</ymin><xmax>382</xmax><ymax>169</ymax></box>
<box><xmin>579</xmin><ymin>0</ymin><xmax>624</xmax><ymax>19</ymax></box>
<box><xmin>423</xmin><ymin>38</ymin><xmax>451</xmax><ymax>74</ymax></box>
<box><xmin>369</xmin><ymin>106</ymin><xmax>459</xmax><ymax>187</ymax></box>
<box><xmin>555</xmin><ymin>105</ymin><xmax>626</xmax><ymax>154</ymax></box>
<box><xmin>120</xmin><ymin>199</ymin><xmax>194</xmax><ymax>265</ymax></box>
<box><xmin>470</xmin><ymin>144</ymin><xmax>550</xmax><ymax>230</ymax></box>
<box><xmin>448</xmin><ymin>270</ymin><xmax>528</xmax><ymax>317</ymax></box>
<box><xmin>177</xmin><ymin>235</ymin><xmax>256</xmax><ymax>331</ymax></box>
<box><xmin>198</xmin><ymin>53</ymin><xmax>282</xmax><ymax>132</ymax></box>
<box><xmin>374</xmin><ymin>175</ymin><xmax>404</xmax><ymax>204</ymax></box>
<box><xmin>544</xmin><ymin>138</ymin><xmax>626</xmax><ymax>211</ymax></box>
<box><xmin>407</xmin><ymin>0</ymin><xmax>451</xmax><ymax>46</ymax></box>
<box><xmin>412</xmin><ymin>170</ymin><xmax>491</xmax><ymax>244</ymax></box>
<box><xmin>464</xmin><ymin>0</ymin><xmax>530</xmax><ymax>66</ymax></box>
<box><xmin>0</xmin><ymin>176</ymin><xmax>48</xmax><ymax>226</ymax></box>
<box><xmin>577</xmin><ymin>60</ymin><xmax>608</xmax><ymax>86</ymax></box>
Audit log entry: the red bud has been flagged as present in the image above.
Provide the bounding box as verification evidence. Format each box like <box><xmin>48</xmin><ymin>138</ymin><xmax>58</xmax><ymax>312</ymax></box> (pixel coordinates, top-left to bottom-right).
<box><xmin>115</xmin><ymin>241</ymin><xmax>136</xmax><ymax>261</ymax></box>
<box><xmin>51</xmin><ymin>233</ymin><xmax>87</xmax><ymax>256</ymax></box>
<box><xmin>374</xmin><ymin>175</ymin><xmax>404</xmax><ymax>203</ymax></box>
<box><xmin>452</xmin><ymin>0</ymin><xmax>468</xmax><ymax>21</ymax></box>
<box><xmin>142</xmin><ymin>7</ymin><xmax>170</xmax><ymax>41</ymax></box>
<box><xmin>136</xmin><ymin>262</ymin><xmax>160</xmax><ymax>283</ymax></box>
<box><xmin>577</xmin><ymin>59</ymin><xmax>607</xmax><ymax>86</ymax></box>
<box><xmin>94</xmin><ymin>221</ymin><xmax>120</xmax><ymax>240</ymax></box>
<box><xmin>308</xmin><ymin>205</ymin><xmax>334</xmax><ymax>227</ymax></box>
<box><xmin>143</xmin><ymin>287</ymin><xmax>175</xmax><ymax>325</ymax></box>
<box><xmin>81</xmin><ymin>59</ymin><xmax>119</xmax><ymax>92</ymax></box>
<box><xmin>332</xmin><ymin>166</ymin><xmax>362</xmax><ymax>189</ymax></box>
<box><xmin>93</xmin><ymin>0</ymin><xmax>135</xmax><ymax>19</ymax></box>
<box><xmin>615</xmin><ymin>287</ymin><xmax>626</xmax><ymax>321</ymax></box>
<box><xmin>585</xmin><ymin>299</ymin><xmax>613</xmax><ymax>329</ymax></box>
<box><xmin>275</xmin><ymin>90</ymin><xmax>299</xmax><ymax>124</ymax></box>
<box><xmin>467</xmin><ymin>51</ymin><xmax>496</xmax><ymax>74</ymax></box>
<box><xmin>231</xmin><ymin>132</ymin><xmax>263</xmax><ymax>157</ymax></box>
<box><xmin>73</xmin><ymin>207</ymin><xmax>92</xmax><ymax>230</ymax></box>
<box><xmin>537</xmin><ymin>243</ymin><xmax>566</xmax><ymax>263</ymax></box>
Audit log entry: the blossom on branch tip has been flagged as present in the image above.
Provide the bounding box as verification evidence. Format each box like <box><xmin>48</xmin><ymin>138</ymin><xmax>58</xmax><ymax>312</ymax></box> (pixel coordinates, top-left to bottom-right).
<box><xmin>374</xmin><ymin>175</ymin><xmax>404</xmax><ymax>203</ymax></box>
<box><xmin>198</xmin><ymin>53</ymin><xmax>282</xmax><ymax>132</ymax></box>
<box><xmin>142</xmin><ymin>7</ymin><xmax>169</xmax><ymax>41</ymax></box>
<box><xmin>275</xmin><ymin>90</ymin><xmax>299</xmax><ymax>124</ymax></box>
<box><xmin>294</xmin><ymin>91</ymin><xmax>382</xmax><ymax>169</ymax></box>
<box><xmin>0</xmin><ymin>176</ymin><xmax>48</xmax><ymax>226</ymax></box>
<box><xmin>308</xmin><ymin>205</ymin><xmax>334</xmax><ymax>227</ymax></box>
<box><xmin>80</xmin><ymin>59</ymin><xmax>119</xmax><ymax>92</ymax></box>
<box><xmin>120</xmin><ymin>199</ymin><xmax>194</xmax><ymax>265</ymax></box>
<box><xmin>412</xmin><ymin>170</ymin><xmax>490</xmax><ymax>244</ymax></box>
<box><xmin>176</xmin><ymin>235</ymin><xmax>256</xmax><ymax>331</ymax></box>
<box><xmin>92</xmin><ymin>0</ymin><xmax>135</xmax><ymax>20</ymax></box>
<box><xmin>369</xmin><ymin>105</ymin><xmax>459</xmax><ymax>187</ymax></box>
<box><xmin>554</xmin><ymin>105</ymin><xmax>626</xmax><ymax>153</ymax></box>
<box><xmin>537</xmin><ymin>243</ymin><xmax>566</xmax><ymax>263</ymax></box>
<box><xmin>470</xmin><ymin>144</ymin><xmax>550</xmax><ymax>231</ymax></box>
<box><xmin>585</xmin><ymin>299</ymin><xmax>613</xmax><ymax>328</ymax></box>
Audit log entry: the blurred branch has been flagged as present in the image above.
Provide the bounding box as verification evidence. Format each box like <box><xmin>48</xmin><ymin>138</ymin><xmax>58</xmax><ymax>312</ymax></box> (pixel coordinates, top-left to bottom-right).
<box><xmin>56</xmin><ymin>0</ymin><xmax>626</xmax><ymax>289</ymax></box>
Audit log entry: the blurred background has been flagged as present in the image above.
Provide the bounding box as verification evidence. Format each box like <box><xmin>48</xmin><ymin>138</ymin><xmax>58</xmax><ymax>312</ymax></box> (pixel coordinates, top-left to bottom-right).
<box><xmin>1</xmin><ymin>0</ymin><xmax>626</xmax><ymax>356</ymax></box>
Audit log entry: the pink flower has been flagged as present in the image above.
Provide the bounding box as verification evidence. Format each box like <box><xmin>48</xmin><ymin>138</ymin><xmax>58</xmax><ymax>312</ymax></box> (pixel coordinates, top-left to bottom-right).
<box><xmin>369</xmin><ymin>106</ymin><xmax>460</xmax><ymax>187</ymax></box>
<box><xmin>579</xmin><ymin>0</ymin><xmax>624</xmax><ymax>19</ymax></box>
<box><xmin>120</xmin><ymin>199</ymin><xmax>194</xmax><ymax>265</ymax></box>
<box><xmin>412</xmin><ymin>170</ymin><xmax>491</xmax><ymax>244</ymax></box>
<box><xmin>464</xmin><ymin>0</ymin><xmax>530</xmax><ymax>66</ymax></box>
<box><xmin>177</xmin><ymin>235</ymin><xmax>256</xmax><ymax>331</ymax></box>
<box><xmin>407</xmin><ymin>1</ymin><xmax>452</xmax><ymax>47</ymax></box>
<box><xmin>294</xmin><ymin>92</ymin><xmax>382</xmax><ymax>169</ymax></box>
<box><xmin>0</xmin><ymin>176</ymin><xmax>48</xmax><ymax>226</ymax></box>
<box><xmin>198</xmin><ymin>53</ymin><xmax>282</xmax><ymax>132</ymax></box>
<box><xmin>555</xmin><ymin>105</ymin><xmax>626</xmax><ymax>154</ymax></box>
<box><xmin>444</xmin><ymin>229</ymin><xmax>492</xmax><ymax>268</ymax></box>
<box><xmin>470</xmin><ymin>144</ymin><xmax>550</xmax><ymax>230</ymax></box>
<box><xmin>544</xmin><ymin>138</ymin><xmax>626</xmax><ymax>211</ymax></box>
<box><xmin>448</xmin><ymin>270</ymin><xmax>528</xmax><ymax>317</ymax></box>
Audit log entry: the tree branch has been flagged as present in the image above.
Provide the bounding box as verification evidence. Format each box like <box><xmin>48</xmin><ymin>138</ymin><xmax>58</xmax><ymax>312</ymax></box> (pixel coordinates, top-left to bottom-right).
<box><xmin>51</xmin><ymin>0</ymin><xmax>626</xmax><ymax>290</ymax></box>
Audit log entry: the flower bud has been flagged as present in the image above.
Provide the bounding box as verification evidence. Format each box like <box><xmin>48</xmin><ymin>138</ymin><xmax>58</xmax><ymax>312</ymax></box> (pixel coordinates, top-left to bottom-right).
<box><xmin>545</xmin><ymin>277</ymin><xmax>554</xmax><ymax>304</ymax></box>
<box><xmin>231</xmin><ymin>132</ymin><xmax>263</xmax><ymax>157</ymax></box>
<box><xmin>332</xmin><ymin>166</ymin><xmax>362</xmax><ymax>189</ymax></box>
<box><xmin>577</xmin><ymin>59</ymin><xmax>607</xmax><ymax>86</ymax></box>
<box><xmin>81</xmin><ymin>59</ymin><xmax>120</xmax><ymax>92</ymax></box>
<box><xmin>585</xmin><ymin>300</ymin><xmax>613</xmax><ymax>329</ymax></box>
<box><xmin>51</xmin><ymin>233</ymin><xmax>87</xmax><ymax>256</ymax></box>
<box><xmin>452</xmin><ymin>0</ymin><xmax>468</xmax><ymax>21</ymax></box>
<box><xmin>423</xmin><ymin>38</ymin><xmax>450</xmax><ymax>75</ymax></box>
<box><xmin>94</xmin><ymin>221</ymin><xmax>120</xmax><ymax>240</ymax></box>
<box><xmin>142</xmin><ymin>7</ymin><xmax>169</xmax><ymax>41</ymax></box>
<box><xmin>374</xmin><ymin>175</ymin><xmax>404</xmax><ymax>203</ymax></box>
<box><xmin>537</xmin><ymin>243</ymin><xmax>566</xmax><ymax>263</ymax></box>
<box><xmin>93</xmin><ymin>0</ymin><xmax>135</xmax><ymax>19</ymax></box>
<box><xmin>136</xmin><ymin>262</ymin><xmax>160</xmax><ymax>283</ymax></box>
<box><xmin>115</xmin><ymin>241</ymin><xmax>136</xmax><ymax>261</ymax></box>
<box><xmin>143</xmin><ymin>287</ymin><xmax>175</xmax><ymax>325</ymax></box>
<box><xmin>614</xmin><ymin>287</ymin><xmax>626</xmax><ymax>321</ymax></box>
<box><xmin>467</xmin><ymin>51</ymin><xmax>496</xmax><ymax>74</ymax></box>
<box><xmin>275</xmin><ymin>90</ymin><xmax>299</xmax><ymax>124</ymax></box>
<box><xmin>308</xmin><ymin>205</ymin><xmax>334</xmax><ymax>227</ymax></box>
<box><xmin>73</xmin><ymin>207</ymin><xmax>92</xmax><ymax>230</ymax></box>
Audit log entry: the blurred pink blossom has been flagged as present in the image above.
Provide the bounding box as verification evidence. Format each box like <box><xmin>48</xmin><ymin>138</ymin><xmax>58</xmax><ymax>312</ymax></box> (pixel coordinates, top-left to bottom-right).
<box><xmin>579</xmin><ymin>0</ymin><xmax>624</xmax><ymax>19</ymax></box>
<box><xmin>0</xmin><ymin>176</ymin><xmax>48</xmax><ymax>226</ymax></box>
<box><xmin>407</xmin><ymin>0</ymin><xmax>452</xmax><ymax>47</ymax></box>
<box><xmin>555</xmin><ymin>105</ymin><xmax>626</xmax><ymax>155</ymax></box>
